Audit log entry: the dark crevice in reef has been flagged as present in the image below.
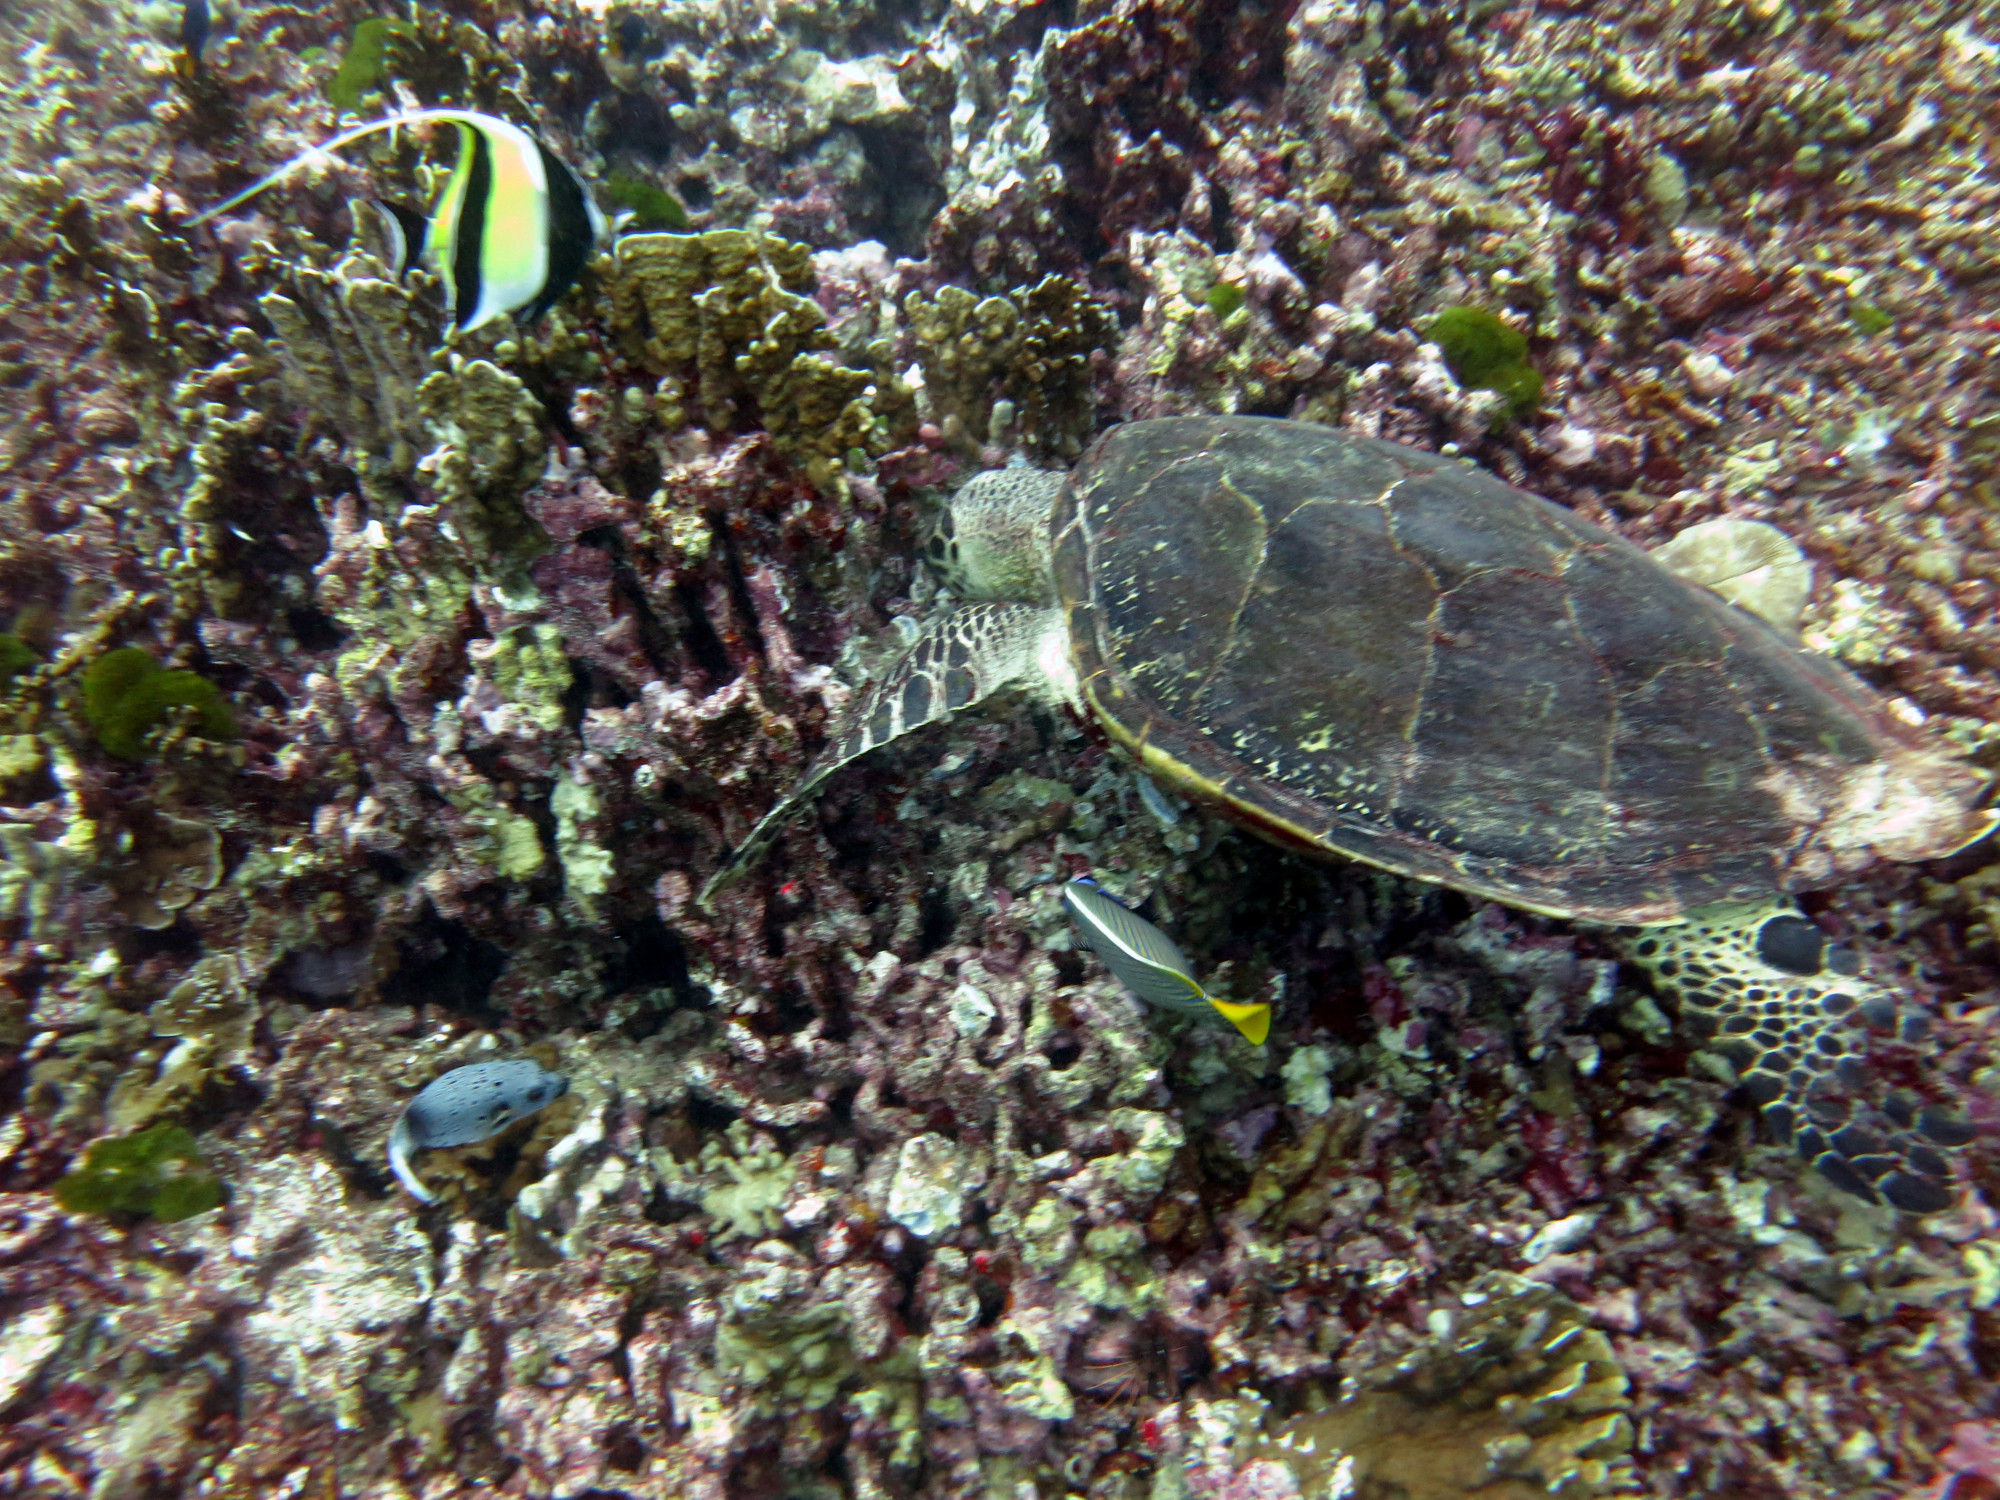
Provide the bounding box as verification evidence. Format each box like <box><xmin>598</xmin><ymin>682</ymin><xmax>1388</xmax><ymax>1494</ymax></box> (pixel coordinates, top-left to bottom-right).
<box><xmin>817</xmin><ymin>981</ymin><xmax>854</xmax><ymax>1044</ymax></box>
<box><xmin>1048</xmin><ymin>947</ymin><xmax>1086</xmax><ymax>988</ymax></box>
<box><xmin>1000</xmin><ymin>0</ymin><xmax>1075</xmax><ymax>51</ymax></box>
<box><xmin>560</xmin><ymin>658</ymin><xmax>593</xmax><ymax>734</ymax></box>
<box><xmin>852</xmin><ymin>121</ymin><xmax>945</xmax><ymax>260</ymax></box>
<box><xmin>686</xmin><ymin>1093</ymin><xmax>741</xmax><ymax>1135</ymax></box>
<box><xmin>1043</xmin><ymin>1031</ymin><xmax>1083</xmax><ymax>1071</ymax></box>
<box><xmin>616</xmin><ymin>449</ymin><xmax>665</xmax><ymax>516</ymax></box>
<box><xmin>748</xmin><ymin>981</ymin><xmax>818</xmax><ymax>1038</ymax></box>
<box><xmin>1192</xmin><ymin>0</ymin><xmax>1296</xmax><ymax>110</ymax></box>
<box><xmin>674</xmin><ymin>173</ymin><xmax>713</xmax><ymax>213</ymax></box>
<box><xmin>595</xmin><ymin>91</ymin><xmax>680</xmax><ymax>165</ymax></box>
<box><xmin>916</xmin><ymin>885</ymin><xmax>956</xmax><ymax>956</ymax></box>
<box><xmin>286</xmin><ymin>604</ymin><xmax>345</xmax><ymax>652</ymax></box>
<box><xmin>114</xmin><ymin>920</ymin><xmax>203</xmax><ymax>965</ymax></box>
<box><xmin>644</xmin><ymin>1188</ymin><xmax>701</xmax><ymax>1225</ymax></box>
<box><xmin>1208</xmin><ymin>178</ymin><xmax>1237</xmax><ymax>255</ymax></box>
<box><xmin>762</xmin><ymin>894</ymin><xmax>789</xmax><ymax>958</ymax></box>
<box><xmin>674</xmin><ymin>576</ymin><xmax>734</xmax><ymax>684</ymax></box>
<box><xmin>712</xmin><ymin>515</ymin><xmax>770</xmax><ymax>671</ymax></box>
<box><xmin>380</xmin><ymin>904</ymin><xmax>509</xmax><ymax>1023</ymax></box>
<box><xmin>1056</xmin><ymin>176</ymin><xmax>1113</xmax><ymax>268</ymax></box>
<box><xmin>366</xmin><ymin>850</ymin><xmax>412</xmax><ymax>885</ymax></box>
<box><xmin>519</xmin><ymin>788</ymin><xmax>570</xmax><ymax>911</ymax></box>
<box><xmin>608</xmin><ymin>911</ymin><xmax>706</xmax><ymax>1010</ymax></box>
<box><xmin>522</xmin><ymin>368</ymin><xmax>588</xmax><ymax>453</ymax></box>
<box><xmin>578</xmin><ymin>523</ymin><xmax>676</xmax><ymax>677</ymax></box>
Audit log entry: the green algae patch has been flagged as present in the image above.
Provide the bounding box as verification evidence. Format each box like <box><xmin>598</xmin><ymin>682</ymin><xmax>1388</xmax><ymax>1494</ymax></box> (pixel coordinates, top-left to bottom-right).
<box><xmin>606</xmin><ymin>170</ymin><xmax>690</xmax><ymax>232</ymax></box>
<box><xmin>1426</xmin><ymin>305</ymin><xmax>1544</xmax><ymax>418</ymax></box>
<box><xmin>54</xmin><ymin>1123</ymin><xmax>226</xmax><ymax>1222</ymax></box>
<box><xmin>82</xmin><ymin>647</ymin><xmax>234</xmax><ymax>760</ymax></box>
<box><xmin>1206</xmin><ymin>281</ymin><xmax>1246</xmax><ymax>320</ymax></box>
<box><xmin>0</xmin><ymin>633</ymin><xmax>37</xmax><ymax>686</ymax></box>
<box><xmin>327</xmin><ymin>18</ymin><xmax>412</xmax><ymax>115</ymax></box>
<box><xmin>1850</xmin><ymin>301</ymin><xmax>1894</xmax><ymax>337</ymax></box>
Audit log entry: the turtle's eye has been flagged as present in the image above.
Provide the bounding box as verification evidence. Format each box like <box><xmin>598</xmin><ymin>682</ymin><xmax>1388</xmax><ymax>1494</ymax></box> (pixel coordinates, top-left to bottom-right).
<box><xmin>1755</xmin><ymin>914</ymin><xmax>1825</xmax><ymax>976</ymax></box>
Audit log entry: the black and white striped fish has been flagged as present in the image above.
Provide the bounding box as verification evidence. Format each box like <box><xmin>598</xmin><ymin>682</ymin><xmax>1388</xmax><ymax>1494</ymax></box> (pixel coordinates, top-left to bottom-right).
<box><xmin>190</xmin><ymin>108</ymin><xmax>605</xmax><ymax>333</ymax></box>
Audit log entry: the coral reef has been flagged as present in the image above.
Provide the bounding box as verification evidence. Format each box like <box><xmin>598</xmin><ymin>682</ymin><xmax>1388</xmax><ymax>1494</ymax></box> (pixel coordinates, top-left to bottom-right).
<box><xmin>0</xmin><ymin>0</ymin><xmax>1998</xmax><ymax>1496</ymax></box>
<box><xmin>610</xmin><ymin>227</ymin><xmax>908</xmax><ymax>491</ymax></box>
<box><xmin>903</xmin><ymin>274</ymin><xmax>1116</xmax><ymax>456</ymax></box>
<box><xmin>1175</xmin><ymin>1272</ymin><xmax>1637</xmax><ymax>1499</ymax></box>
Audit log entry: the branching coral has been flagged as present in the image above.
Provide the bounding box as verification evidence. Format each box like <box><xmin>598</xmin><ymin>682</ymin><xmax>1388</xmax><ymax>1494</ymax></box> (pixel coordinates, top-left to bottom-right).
<box><xmin>653</xmin><ymin>1117</ymin><xmax>799</xmax><ymax>1242</ymax></box>
<box><xmin>255</xmin><ymin>254</ymin><xmax>436</xmax><ymax>469</ymax></box>
<box><xmin>611</xmin><ymin>229</ymin><xmax>909</xmax><ymax>492</ymax></box>
<box><xmin>902</xmin><ymin>274</ymin><xmax>1114</xmax><ymax>456</ymax></box>
<box><xmin>255</xmin><ymin>249</ymin><xmax>550</xmax><ymax>562</ymax></box>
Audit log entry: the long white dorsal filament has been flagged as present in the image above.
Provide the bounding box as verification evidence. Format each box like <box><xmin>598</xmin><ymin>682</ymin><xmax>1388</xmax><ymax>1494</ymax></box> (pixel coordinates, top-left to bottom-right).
<box><xmin>186</xmin><ymin>108</ymin><xmax>503</xmax><ymax>227</ymax></box>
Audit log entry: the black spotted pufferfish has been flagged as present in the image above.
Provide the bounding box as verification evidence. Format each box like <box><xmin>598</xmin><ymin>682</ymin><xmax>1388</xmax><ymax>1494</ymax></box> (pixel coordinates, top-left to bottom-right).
<box><xmin>388</xmin><ymin>1060</ymin><xmax>568</xmax><ymax>1204</ymax></box>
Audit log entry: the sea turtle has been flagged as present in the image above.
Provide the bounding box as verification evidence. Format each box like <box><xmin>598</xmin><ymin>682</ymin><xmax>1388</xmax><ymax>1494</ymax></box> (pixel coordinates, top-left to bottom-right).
<box><xmin>705</xmin><ymin>416</ymin><xmax>1993</xmax><ymax>1212</ymax></box>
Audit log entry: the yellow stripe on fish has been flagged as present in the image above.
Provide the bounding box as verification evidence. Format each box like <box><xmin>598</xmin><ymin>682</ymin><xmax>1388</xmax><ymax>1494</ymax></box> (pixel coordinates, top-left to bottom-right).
<box><xmin>1060</xmin><ymin>876</ymin><xmax>1271</xmax><ymax>1044</ymax></box>
<box><xmin>189</xmin><ymin>108</ymin><xmax>605</xmax><ymax>334</ymax></box>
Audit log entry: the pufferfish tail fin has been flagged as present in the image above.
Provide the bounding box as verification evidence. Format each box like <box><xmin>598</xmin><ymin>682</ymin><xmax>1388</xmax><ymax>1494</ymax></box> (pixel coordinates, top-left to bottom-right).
<box><xmin>385</xmin><ymin>1117</ymin><xmax>438</xmax><ymax>1204</ymax></box>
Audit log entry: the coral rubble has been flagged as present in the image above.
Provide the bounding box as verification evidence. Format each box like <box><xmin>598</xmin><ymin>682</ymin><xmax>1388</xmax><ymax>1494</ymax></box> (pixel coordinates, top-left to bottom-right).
<box><xmin>0</xmin><ymin>0</ymin><xmax>1997</xmax><ymax>1496</ymax></box>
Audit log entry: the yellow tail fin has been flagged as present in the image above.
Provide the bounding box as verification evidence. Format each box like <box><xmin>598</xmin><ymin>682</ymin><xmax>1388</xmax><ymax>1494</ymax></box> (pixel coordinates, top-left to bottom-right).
<box><xmin>1208</xmin><ymin>998</ymin><xmax>1271</xmax><ymax>1046</ymax></box>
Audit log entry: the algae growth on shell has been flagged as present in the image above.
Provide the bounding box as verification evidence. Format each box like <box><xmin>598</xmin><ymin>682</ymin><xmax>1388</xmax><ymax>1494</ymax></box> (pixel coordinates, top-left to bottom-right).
<box><xmin>2</xmin><ymin>0</ymin><xmax>1998</xmax><ymax>1497</ymax></box>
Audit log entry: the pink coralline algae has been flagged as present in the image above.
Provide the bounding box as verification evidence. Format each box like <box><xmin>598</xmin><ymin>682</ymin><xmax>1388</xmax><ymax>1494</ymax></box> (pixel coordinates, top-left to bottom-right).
<box><xmin>1913</xmin><ymin>1422</ymin><xmax>2000</xmax><ymax>1500</ymax></box>
<box><xmin>1</xmin><ymin>0</ymin><xmax>1999</xmax><ymax>1497</ymax></box>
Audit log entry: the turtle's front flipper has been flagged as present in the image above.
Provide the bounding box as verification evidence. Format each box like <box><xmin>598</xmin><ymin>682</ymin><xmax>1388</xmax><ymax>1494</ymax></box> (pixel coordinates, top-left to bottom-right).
<box><xmin>699</xmin><ymin>603</ymin><xmax>1066</xmax><ymax>908</ymax></box>
<box><xmin>1620</xmin><ymin>901</ymin><xmax>1971</xmax><ymax>1213</ymax></box>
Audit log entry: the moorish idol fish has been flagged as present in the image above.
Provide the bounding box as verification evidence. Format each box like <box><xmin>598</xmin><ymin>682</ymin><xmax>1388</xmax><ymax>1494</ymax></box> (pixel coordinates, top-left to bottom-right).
<box><xmin>189</xmin><ymin>108</ymin><xmax>606</xmax><ymax>333</ymax></box>
<box><xmin>1060</xmin><ymin>876</ymin><xmax>1272</xmax><ymax>1044</ymax></box>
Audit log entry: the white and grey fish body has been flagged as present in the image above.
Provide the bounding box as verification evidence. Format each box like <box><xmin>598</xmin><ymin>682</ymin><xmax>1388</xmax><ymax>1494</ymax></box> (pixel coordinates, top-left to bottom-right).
<box><xmin>1061</xmin><ymin>877</ymin><xmax>1206</xmax><ymax>1011</ymax></box>
<box><xmin>387</xmin><ymin>1059</ymin><xmax>568</xmax><ymax>1204</ymax></box>
<box><xmin>1060</xmin><ymin>877</ymin><xmax>1271</xmax><ymax>1044</ymax></box>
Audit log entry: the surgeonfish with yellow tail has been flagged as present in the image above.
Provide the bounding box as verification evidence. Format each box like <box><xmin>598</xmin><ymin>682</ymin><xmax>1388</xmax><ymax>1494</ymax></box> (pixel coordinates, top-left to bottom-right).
<box><xmin>189</xmin><ymin>109</ymin><xmax>606</xmax><ymax>333</ymax></box>
<box><xmin>1060</xmin><ymin>876</ymin><xmax>1271</xmax><ymax>1044</ymax></box>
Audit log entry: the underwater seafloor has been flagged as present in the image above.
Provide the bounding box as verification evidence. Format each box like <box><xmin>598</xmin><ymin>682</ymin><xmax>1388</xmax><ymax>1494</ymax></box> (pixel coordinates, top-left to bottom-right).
<box><xmin>4</xmin><ymin>0</ymin><xmax>2000</xmax><ymax>1496</ymax></box>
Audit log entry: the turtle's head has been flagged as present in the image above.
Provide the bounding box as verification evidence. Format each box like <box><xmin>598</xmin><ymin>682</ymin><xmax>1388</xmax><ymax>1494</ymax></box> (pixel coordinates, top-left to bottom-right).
<box><xmin>926</xmin><ymin>467</ymin><xmax>1063</xmax><ymax>604</ymax></box>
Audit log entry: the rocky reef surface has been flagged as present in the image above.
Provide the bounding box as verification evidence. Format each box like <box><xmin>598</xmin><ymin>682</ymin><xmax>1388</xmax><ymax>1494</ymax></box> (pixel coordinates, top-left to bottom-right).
<box><xmin>3</xmin><ymin>0</ymin><xmax>2000</xmax><ymax>1496</ymax></box>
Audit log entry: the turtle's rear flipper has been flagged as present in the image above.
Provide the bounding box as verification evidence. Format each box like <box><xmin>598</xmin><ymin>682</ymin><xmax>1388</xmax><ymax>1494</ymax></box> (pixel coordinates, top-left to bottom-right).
<box><xmin>698</xmin><ymin>603</ymin><xmax>1064</xmax><ymax>909</ymax></box>
<box><xmin>1622</xmin><ymin>901</ymin><xmax>1972</xmax><ymax>1213</ymax></box>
